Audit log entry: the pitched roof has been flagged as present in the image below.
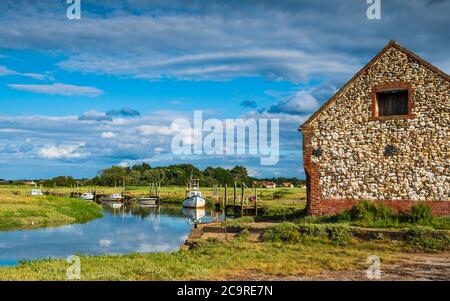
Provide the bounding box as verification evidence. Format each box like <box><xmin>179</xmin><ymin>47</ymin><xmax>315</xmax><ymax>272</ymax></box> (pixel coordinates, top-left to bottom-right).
<box><xmin>300</xmin><ymin>40</ymin><xmax>450</xmax><ymax>129</ymax></box>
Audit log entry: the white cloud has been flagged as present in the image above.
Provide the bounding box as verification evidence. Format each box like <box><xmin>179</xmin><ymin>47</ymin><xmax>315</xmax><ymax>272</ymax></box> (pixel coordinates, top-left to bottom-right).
<box><xmin>99</xmin><ymin>239</ymin><xmax>112</xmax><ymax>247</ymax></box>
<box><xmin>0</xmin><ymin>65</ymin><xmax>15</xmax><ymax>76</ymax></box>
<box><xmin>153</xmin><ymin>147</ymin><xmax>164</xmax><ymax>154</ymax></box>
<box><xmin>117</xmin><ymin>161</ymin><xmax>129</xmax><ymax>168</ymax></box>
<box><xmin>38</xmin><ymin>144</ymin><xmax>90</xmax><ymax>160</ymax></box>
<box><xmin>59</xmin><ymin>49</ymin><xmax>354</xmax><ymax>82</ymax></box>
<box><xmin>101</xmin><ymin>131</ymin><xmax>116</xmax><ymax>139</ymax></box>
<box><xmin>247</xmin><ymin>167</ymin><xmax>260</xmax><ymax>177</ymax></box>
<box><xmin>79</xmin><ymin>110</ymin><xmax>112</xmax><ymax>122</ymax></box>
<box><xmin>268</xmin><ymin>91</ymin><xmax>321</xmax><ymax>114</ymax></box>
<box><xmin>0</xmin><ymin>65</ymin><xmax>52</xmax><ymax>80</ymax></box>
<box><xmin>8</xmin><ymin>83</ymin><xmax>103</xmax><ymax>97</ymax></box>
<box><xmin>135</xmin><ymin>125</ymin><xmax>174</xmax><ymax>136</ymax></box>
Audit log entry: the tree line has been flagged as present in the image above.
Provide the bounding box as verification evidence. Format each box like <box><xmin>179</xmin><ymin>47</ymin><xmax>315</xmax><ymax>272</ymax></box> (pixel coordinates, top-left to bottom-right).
<box><xmin>11</xmin><ymin>163</ymin><xmax>305</xmax><ymax>188</ymax></box>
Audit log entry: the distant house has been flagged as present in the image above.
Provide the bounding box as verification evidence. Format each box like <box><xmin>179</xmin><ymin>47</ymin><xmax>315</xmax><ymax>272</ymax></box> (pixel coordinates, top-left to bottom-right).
<box><xmin>300</xmin><ymin>41</ymin><xmax>450</xmax><ymax>216</ymax></box>
<box><xmin>261</xmin><ymin>181</ymin><xmax>277</xmax><ymax>189</ymax></box>
<box><xmin>281</xmin><ymin>182</ymin><xmax>294</xmax><ymax>188</ymax></box>
<box><xmin>23</xmin><ymin>180</ymin><xmax>37</xmax><ymax>186</ymax></box>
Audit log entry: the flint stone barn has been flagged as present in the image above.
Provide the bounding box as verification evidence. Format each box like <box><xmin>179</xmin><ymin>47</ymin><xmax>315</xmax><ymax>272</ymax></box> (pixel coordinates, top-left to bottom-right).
<box><xmin>300</xmin><ymin>41</ymin><xmax>450</xmax><ymax>216</ymax></box>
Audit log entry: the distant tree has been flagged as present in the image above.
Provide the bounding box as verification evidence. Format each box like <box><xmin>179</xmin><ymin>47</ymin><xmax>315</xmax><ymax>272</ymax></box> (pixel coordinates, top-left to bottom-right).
<box><xmin>94</xmin><ymin>166</ymin><xmax>129</xmax><ymax>186</ymax></box>
<box><xmin>43</xmin><ymin>176</ymin><xmax>77</xmax><ymax>187</ymax></box>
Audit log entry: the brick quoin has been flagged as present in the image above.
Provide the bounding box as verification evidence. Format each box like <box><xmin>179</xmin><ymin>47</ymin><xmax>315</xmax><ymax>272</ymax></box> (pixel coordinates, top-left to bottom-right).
<box><xmin>301</xmin><ymin>126</ymin><xmax>322</xmax><ymax>215</ymax></box>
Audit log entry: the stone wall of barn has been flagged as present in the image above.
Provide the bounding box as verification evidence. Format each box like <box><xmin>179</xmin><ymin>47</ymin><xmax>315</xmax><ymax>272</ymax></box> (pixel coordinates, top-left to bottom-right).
<box><xmin>303</xmin><ymin>46</ymin><xmax>450</xmax><ymax>216</ymax></box>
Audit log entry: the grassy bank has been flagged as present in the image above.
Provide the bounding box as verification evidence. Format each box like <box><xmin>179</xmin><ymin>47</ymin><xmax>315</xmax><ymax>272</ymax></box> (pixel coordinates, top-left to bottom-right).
<box><xmin>0</xmin><ymin>235</ymin><xmax>407</xmax><ymax>281</ymax></box>
<box><xmin>0</xmin><ymin>189</ymin><xmax>103</xmax><ymax>231</ymax></box>
<box><xmin>295</xmin><ymin>201</ymin><xmax>450</xmax><ymax>230</ymax></box>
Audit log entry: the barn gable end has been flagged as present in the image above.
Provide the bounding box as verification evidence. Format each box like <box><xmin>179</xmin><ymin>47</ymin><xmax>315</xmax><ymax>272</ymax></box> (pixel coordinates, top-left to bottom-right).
<box><xmin>300</xmin><ymin>41</ymin><xmax>450</xmax><ymax>216</ymax></box>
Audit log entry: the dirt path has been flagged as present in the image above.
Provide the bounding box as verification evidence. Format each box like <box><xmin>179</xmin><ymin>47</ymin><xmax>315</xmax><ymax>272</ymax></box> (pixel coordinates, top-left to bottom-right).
<box><xmin>248</xmin><ymin>252</ymin><xmax>450</xmax><ymax>281</ymax></box>
<box><xmin>381</xmin><ymin>252</ymin><xmax>450</xmax><ymax>280</ymax></box>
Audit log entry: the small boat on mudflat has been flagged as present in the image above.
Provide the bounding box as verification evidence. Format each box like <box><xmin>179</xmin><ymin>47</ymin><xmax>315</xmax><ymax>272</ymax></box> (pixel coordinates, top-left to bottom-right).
<box><xmin>30</xmin><ymin>189</ymin><xmax>43</xmax><ymax>196</ymax></box>
<box><xmin>80</xmin><ymin>192</ymin><xmax>94</xmax><ymax>201</ymax></box>
<box><xmin>101</xmin><ymin>193</ymin><xmax>123</xmax><ymax>202</ymax></box>
<box><xmin>138</xmin><ymin>197</ymin><xmax>158</xmax><ymax>206</ymax></box>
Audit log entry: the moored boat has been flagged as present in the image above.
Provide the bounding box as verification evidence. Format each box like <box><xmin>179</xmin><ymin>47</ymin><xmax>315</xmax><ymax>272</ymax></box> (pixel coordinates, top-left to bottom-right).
<box><xmin>30</xmin><ymin>189</ymin><xmax>43</xmax><ymax>196</ymax></box>
<box><xmin>138</xmin><ymin>197</ymin><xmax>158</xmax><ymax>206</ymax></box>
<box><xmin>101</xmin><ymin>193</ymin><xmax>123</xmax><ymax>202</ymax></box>
<box><xmin>182</xmin><ymin>178</ymin><xmax>206</xmax><ymax>208</ymax></box>
<box><xmin>182</xmin><ymin>191</ymin><xmax>206</xmax><ymax>208</ymax></box>
<box><xmin>80</xmin><ymin>192</ymin><xmax>94</xmax><ymax>201</ymax></box>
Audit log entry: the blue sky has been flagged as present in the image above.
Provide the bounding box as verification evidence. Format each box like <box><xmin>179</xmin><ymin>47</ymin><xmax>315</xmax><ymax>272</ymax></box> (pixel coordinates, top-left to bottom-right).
<box><xmin>0</xmin><ymin>0</ymin><xmax>449</xmax><ymax>180</ymax></box>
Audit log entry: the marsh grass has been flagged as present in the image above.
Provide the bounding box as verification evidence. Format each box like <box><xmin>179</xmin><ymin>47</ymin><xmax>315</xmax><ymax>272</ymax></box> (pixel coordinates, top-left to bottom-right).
<box><xmin>405</xmin><ymin>226</ymin><xmax>450</xmax><ymax>251</ymax></box>
<box><xmin>296</xmin><ymin>201</ymin><xmax>450</xmax><ymax>230</ymax></box>
<box><xmin>264</xmin><ymin>222</ymin><xmax>352</xmax><ymax>245</ymax></box>
<box><xmin>0</xmin><ymin>237</ymin><xmax>404</xmax><ymax>281</ymax></box>
<box><xmin>221</xmin><ymin>216</ymin><xmax>255</xmax><ymax>229</ymax></box>
<box><xmin>0</xmin><ymin>189</ymin><xmax>103</xmax><ymax>231</ymax></box>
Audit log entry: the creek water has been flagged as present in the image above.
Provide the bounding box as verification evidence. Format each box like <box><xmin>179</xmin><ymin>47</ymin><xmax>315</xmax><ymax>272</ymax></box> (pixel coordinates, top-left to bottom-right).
<box><xmin>0</xmin><ymin>205</ymin><xmax>222</xmax><ymax>266</ymax></box>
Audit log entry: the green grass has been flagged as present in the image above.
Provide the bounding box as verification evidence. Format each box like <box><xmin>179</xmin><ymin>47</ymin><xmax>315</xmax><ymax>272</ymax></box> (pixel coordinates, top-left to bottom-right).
<box><xmin>296</xmin><ymin>201</ymin><xmax>450</xmax><ymax>230</ymax></box>
<box><xmin>0</xmin><ymin>191</ymin><xmax>103</xmax><ymax>231</ymax></box>
<box><xmin>264</xmin><ymin>222</ymin><xmax>450</xmax><ymax>251</ymax></box>
<box><xmin>405</xmin><ymin>226</ymin><xmax>450</xmax><ymax>251</ymax></box>
<box><xmin>221</xmin><ymin>216</ymin><xmax>255</xmax><ymax>228</ymax></box>
<box><xmin>264</xmin><ymin>222</ymin><xmax>352</xmax><ymax>245</ymax></box>
<box><xmin>0</xmin><ymin>235</ymin><xmax>406</xmax><ymax>281</ymax></box>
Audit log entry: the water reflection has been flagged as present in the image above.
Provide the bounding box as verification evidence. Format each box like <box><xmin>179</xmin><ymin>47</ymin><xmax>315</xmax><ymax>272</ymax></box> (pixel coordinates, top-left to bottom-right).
<box><xmin>0</xmin><ymin>205</ymin><xmax>211</xmax><ymax>266</ymax></box>
<box><xmin>182</xmin><ymin>208</ymin><xmax>206</xmax><ymax>223</ymax></box>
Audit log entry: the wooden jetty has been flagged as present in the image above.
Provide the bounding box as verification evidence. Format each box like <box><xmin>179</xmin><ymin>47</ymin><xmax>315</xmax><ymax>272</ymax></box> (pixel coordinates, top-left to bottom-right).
<box><xmin>137</xmin><ymin>182</ymin><xmax>161</xmax><ymax>205</ymax></box>
<box><xmin>213</xmin><ymin>181</ymin><xmax>258</xmax><ymax>216</ymax></box>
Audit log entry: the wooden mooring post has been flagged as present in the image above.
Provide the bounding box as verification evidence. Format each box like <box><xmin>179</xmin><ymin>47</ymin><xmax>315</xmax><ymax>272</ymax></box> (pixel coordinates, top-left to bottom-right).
<box><xmin>224</xmin><ymin>183</ymin><xmax>227</xmax><ymax>209</ymax></box>
<box><xmin>240</xmin><ymin>184</ymin><xmax>244</xmax><ymax>216</ymax></box>
<box><xmin>254</xmin><ymin>184</ymin><xmax>258</xmax><ymax>215</ymax></box>
<box><xmin>233</xmin><ymin>181</ymin><xmax>237</xmax><ymax>213</ymax></box>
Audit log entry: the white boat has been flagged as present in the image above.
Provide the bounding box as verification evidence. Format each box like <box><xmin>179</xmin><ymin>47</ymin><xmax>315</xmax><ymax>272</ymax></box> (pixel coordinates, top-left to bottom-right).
<box><xmin>182</xmin><ymin>178</ymin><xmax>206</xmax><ymax>208</ymax></box>
<box><xmin>80</xmin><ymin>192</ymin><xmax>94</xmax><ymax>201</ymax></box>
<box><xmin>110</xmin><ymin>193</ymin><xmax>123</xmax><ymax>200</ymax></box>
<box><xmin>138</xmin><ymin>197</ymin><xmax>158</xmax><ymax>206</ymax></box>
<box><xmin>30</xmin><ymin>189</ymin><xmax>43</xmax><ymax>196</ymax></box>
<box><xmin>102</xmin><ymin>193</ymin><xmax>123</xmax><ymax>201</ymax></box>
<box><xmin>183</xmin><ymin>191</ymin><xmax>206</xmax><ymax>208</ymax></box>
